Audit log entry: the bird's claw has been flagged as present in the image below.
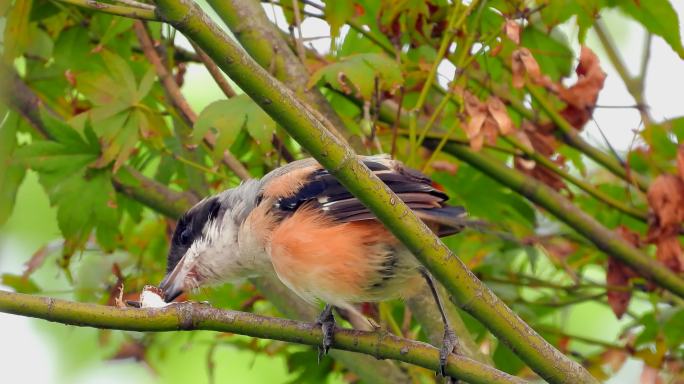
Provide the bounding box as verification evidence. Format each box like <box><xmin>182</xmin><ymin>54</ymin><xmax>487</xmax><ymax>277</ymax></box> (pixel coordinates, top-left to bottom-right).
<box><xmin>439</xmin><ymin>327</ymin><xmax>458</xmax><ymax>379</ymax></box>
<box><xmin>316</xmin><ymin>305</ymin><xmax>335</xmax><ymax>362</ymax></box>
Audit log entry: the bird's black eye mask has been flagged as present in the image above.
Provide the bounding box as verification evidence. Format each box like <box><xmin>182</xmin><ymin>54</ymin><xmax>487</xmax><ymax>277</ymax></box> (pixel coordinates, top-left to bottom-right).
<box><xmin>166</xmin><ymin>197</ymin><xmax>222</xmax><ymax>273</ymax></box>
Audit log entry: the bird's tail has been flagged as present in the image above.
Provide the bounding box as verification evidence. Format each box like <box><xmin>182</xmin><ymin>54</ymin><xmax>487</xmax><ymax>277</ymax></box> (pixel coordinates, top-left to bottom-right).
<box><xmin>415</xmin><ymin>206</ymin><xmax>469</xmax><ymax>237</ymax></box>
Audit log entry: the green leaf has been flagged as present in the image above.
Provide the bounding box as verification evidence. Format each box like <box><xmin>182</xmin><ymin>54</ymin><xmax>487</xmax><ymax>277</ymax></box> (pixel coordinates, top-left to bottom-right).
<box><xmin>25</xmin><ymin>24</ymin><xmax>53</xmax><ymax>60</ymax></box>
<box><xmin>521</xmin><ymin>26</ymin><xmax>574</xmax><ymax>80</ymax></box>
<box><xmin>56</xmin><ymin>170</ymin><xmax>119</xmax><ymax>251</ymax></box>
<box><xmin>663</xmin><ymin>309</ymin><xmax>684</xmax><ymax>349</ymax></box>
<box><xmin>1</xmin><ymin>273</ymin><xmax>40</xmax><ymax>294</ymax></box>
<box><xmin>308</xmin><ymin>53</ymin><xmax>404</xmax><ymax>99</ymax></box>
<box><xmin>78</xmin><ymin>50</ymin><xmax>146</xmax><ymax>106</ymax></box>
<box><xmin>324</xmin><ymin>1</ymin><xmax>355</xmax><ymax>37</ymax></box>
<box><xmin>611</xmin><ymin>0</ymin><xmax>684</xmax><ymax>58</ymax></box>
<box><xmin>664</xmin><ymin>116</ymin><xmax>684</xmax><ymax>142</ymax></box>
<box><xmin>3</xmin><ymin>0</ymin><xmax>33</xmax><ymax>60</ymax></box>
<box><xmin>53</xmin><ymin>26</ymin><xmax>99</xmax><ymax>72</ymax></box>
<box><xmin>635</xmin><ymin>313</ymin><xmax>659</xmax><ymax>347</ymax></box>
<box><xmin>0</xmin><ymin>113</ymin><xmax>27</xmax><ymax>226</ymax></box>
<box><xmin>194</xmin><ymin>95</ymin><xmax>276</xmax><ymax>155</ymax></box>
<box><xmin>90</xmin><ymin>110</ymin><xmax>139</xmax><ymax>171</ymax></box>
<box><xmin>15</xmin><ymin>118</ymin><xmax>118</xmax><ymax>254</ymax></box>
<box><xmin>540</xmin><ymin>0</ymin><xmax>600</xmax><ymax>39</ymax></box>
<box><xmin>493</xmin><ymin>341</ymin><xmax>525</xmax><ymax>374</ymax></box>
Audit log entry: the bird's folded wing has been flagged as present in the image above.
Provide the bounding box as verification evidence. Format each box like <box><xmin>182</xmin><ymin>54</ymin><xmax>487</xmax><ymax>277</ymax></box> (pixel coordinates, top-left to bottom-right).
<box><xmin>267</xmin><ymin>156</ymin><xmax>466</xmax><ymax>236</ymax></box>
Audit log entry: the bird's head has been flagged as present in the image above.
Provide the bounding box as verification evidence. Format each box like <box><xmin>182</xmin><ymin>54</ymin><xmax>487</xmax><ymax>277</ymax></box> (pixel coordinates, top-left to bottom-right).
<box><xmin>159</xmin><ymin>184</ymin><xmax>260</xmax><ymax>302</ymax></box>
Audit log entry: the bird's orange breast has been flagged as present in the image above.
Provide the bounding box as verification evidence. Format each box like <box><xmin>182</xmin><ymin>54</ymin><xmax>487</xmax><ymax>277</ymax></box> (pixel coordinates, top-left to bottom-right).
<box><xmin>267</xmin><ymin>206</ymin><xmax>418</xmax><ymax>306</ymax></box>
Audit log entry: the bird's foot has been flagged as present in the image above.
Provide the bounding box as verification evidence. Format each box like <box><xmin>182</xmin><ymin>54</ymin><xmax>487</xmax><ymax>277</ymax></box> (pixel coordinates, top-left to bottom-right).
<box><xmin>316</xmin><ymin>304</ymin><xmax>335</xmax><ymax>362</ymax></box>
<box><xmin>439</xmin><ymin>326</ymin><xmax>459</xmax><ymax>381</ymax></box>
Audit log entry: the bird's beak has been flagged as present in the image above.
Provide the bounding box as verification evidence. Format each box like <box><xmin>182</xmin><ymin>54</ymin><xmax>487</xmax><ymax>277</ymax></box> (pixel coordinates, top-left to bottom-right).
<box><xmin>159</xmin><ymin>258</ymin><xmax>185</xmax><ymax>303</ymax></box>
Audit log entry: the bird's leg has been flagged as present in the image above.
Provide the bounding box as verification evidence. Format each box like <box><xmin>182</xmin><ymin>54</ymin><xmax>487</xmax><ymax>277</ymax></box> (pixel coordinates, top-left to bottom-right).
<box><xmin>420</xmin><ymin>269</ymin><xmax>460</xmax><ymax>380</ymax></box>
<box><xmin>316</xmin><ymin>304</ymin><xmax>336</xmax><ymax>362</ymax></box>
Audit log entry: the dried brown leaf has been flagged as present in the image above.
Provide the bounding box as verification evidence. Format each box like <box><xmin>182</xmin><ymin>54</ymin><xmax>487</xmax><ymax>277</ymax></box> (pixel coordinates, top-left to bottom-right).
<box><xmin>655</xmin><ymin>235</ymin><xmax>684</xmax><ymax>273</ymax></box>
<box><xmin>556</xmin><ymin>46</ymin><xmax>606</xmax><ymax>129</ymax></box>
<box><xmin>640</xmin><ymin>365</ymin><xmax>663</xmax><ymax>384</ymax></box>
<box><xmin>504</xmin><ymin>20</ymin><xmax>521</xmax><ymax>45</ymax></box>
<box><xmin>607</xmin><ymin>257</ymin><xmax>633</xmax><ymax>319</ymax></box>
<box><xmin>647</xmin><ymin>174</ymin><xmax>684</xmax><ymax>240</ymax></box>
<box><xmin>111</xmin><ymin>340</ymin><xmax>147</xmax><ymax>362</ymax></box>
<box><xmin>607</xmin><ymin>226</ymin><xmax>642</xmax><ymax>319</ymax></box>
<box><xmin>487</xmin><ymin>96</ymin><xmax>514</xmax><ymax>134</ymax></box>
<box><xmin>430</xmin><ymin>160</ymin><xmax>458</xmax><ymax>174</ymax></box>
<box><xmin>511</xmin><ymin>48</ymin><xmax>552</xmax><ymax>89</ymax></box>
<box><xmin>601</xmin><ymin>349</ymin><xmax>628</xmax><ymax>373</ymax></box>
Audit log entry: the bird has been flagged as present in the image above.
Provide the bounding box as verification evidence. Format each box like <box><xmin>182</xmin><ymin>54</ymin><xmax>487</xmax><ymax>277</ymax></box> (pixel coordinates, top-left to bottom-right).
<box><xmin>159</xmin><ymin>154</ymin><xmax>467</xmax><ymax>375</ymax></box>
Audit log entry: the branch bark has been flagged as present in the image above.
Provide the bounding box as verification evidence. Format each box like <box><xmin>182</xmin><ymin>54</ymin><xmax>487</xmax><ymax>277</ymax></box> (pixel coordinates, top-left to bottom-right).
<box><xmin>56</xmin><ymin>0</ymin><xmax>158</xmax><ymax>20</ymax></box>
<box><xmin>152</xmin><ymin>1</ymin><xmax>597</xmax><ymax>382</ymax></box>
<box><xmin>0</xmin><ymin>291</ymin><xmax>525</xmax><ymax>384</ymax></box>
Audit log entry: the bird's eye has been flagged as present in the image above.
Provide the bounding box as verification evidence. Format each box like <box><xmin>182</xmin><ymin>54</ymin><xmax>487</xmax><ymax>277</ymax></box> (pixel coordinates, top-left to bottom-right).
<box><xmin>179</xmin><ymin>228</ymin><xmax>192</xmax><ymax>244</ymax></box>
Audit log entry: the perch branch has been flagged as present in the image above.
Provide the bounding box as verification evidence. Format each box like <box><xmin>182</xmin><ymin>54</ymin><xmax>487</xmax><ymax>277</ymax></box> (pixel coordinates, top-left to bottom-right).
<box><xmin>0</xmin><ymin>291</ymin><xmax>525</xmax><ymax>384</ymax></box>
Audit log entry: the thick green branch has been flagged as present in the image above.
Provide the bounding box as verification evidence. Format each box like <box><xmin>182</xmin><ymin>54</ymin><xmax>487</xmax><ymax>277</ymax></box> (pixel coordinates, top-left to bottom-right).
<box><xmin>206</xmin><ymin>0</ymin><xmax>349</xmax><ymax>142</ymax></box>
<box><xmin>0</xmin><ymin>291</ymin><xmax>524</xmax><ymax>384</ymax></box>
<box><xmin>152</xmin><ymin>1</ymin><xmax>596</xmax><ymax>382</ymax></box>
<box><xmin>438</xmin><ymin>141</ymin><xmax>684</xmax><ymax>298</ymax></box>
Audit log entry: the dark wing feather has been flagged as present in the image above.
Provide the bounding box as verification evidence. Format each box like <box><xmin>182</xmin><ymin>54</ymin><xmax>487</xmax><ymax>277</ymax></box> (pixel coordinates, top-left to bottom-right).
<box><xmin>273</xmin><ymin>157</ymin><xmax>466</xmax><ymax>236</ymax></box>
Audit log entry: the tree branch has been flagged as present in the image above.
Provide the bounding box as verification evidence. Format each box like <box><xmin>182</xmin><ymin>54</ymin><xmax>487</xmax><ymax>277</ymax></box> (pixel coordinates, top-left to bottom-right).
<box><xmin>525</xmin><ymin>84</ymin><xmax>650</xmax><ymax>192</ymax></box>
<box><xmin>593</xmin><ymin>20</ymin><xmax>652</xmax><ymax>124</ymax></box>
<box><xmin>54</xmin><ymin>0</ymin><xmax>158</xmax><ymax>20</ymax></box>
<box><xmin>205</xmin><ymin>0</ymin><xmax>350</xmax><ymax>143</ymax></box>
<box><xmin>133</xmin><ymin>20</ymin><xmax>250</xmax><ymax>181</ymax></box>
<box><xmin>152</xmin><ymin>1</ymin><xmax>596</xmax><ymax>382</ymax></box>
<box><xmin>437</xmin><ymin>141</ymin><xmax>684</xmax><ymax>298</ymax></box>
<box><xmin>189</xmin><ymin>40</ymin><xmax>238</xmax><ymax>99</ymax></box>
<box><xmin>0</xmin><ymin>291</ymin><xmax>525</xmax><ymax>384</ymax></box>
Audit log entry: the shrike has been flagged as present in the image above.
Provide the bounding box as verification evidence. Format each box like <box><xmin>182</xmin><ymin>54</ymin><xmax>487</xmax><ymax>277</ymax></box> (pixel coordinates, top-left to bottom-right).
<box><xmin>159</xmin><ymin>155</ymin><xmax>466</xmax><ymax>375</ymax></box>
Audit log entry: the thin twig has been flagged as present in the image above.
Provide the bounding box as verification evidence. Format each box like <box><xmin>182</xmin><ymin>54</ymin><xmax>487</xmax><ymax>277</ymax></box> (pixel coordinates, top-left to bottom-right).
<box><xmin>134</xmin><ymin>21</ymin><xmax>249</xmax><ymax>180</ymax></box>
<box><xmin>113</xmin><ymin>0</ymin><xmax>154</xmax><ymax>10</ymax></box>
<box><xmin>189</xmin><ymin>40</ymin><xmax>237</xmax><ymax>99</ymax></box>
<box><xmin>54</xmin><ymin>0</ymin><xmax>158</xmax><ymax>20</ymax></box>
<box><xmin>133</xmin><ymin>20</ymin><xmax>197</xmax><ymax>124</ymax></box>
<box><xmin>593</xmin><ymin>20</ymin><xmax>652</xmax><ymax>125</ymax></box>
<box><xmin>290</xmin><ymin>0</ymin><xmax>307</xmax><ymax>63</ymax></box>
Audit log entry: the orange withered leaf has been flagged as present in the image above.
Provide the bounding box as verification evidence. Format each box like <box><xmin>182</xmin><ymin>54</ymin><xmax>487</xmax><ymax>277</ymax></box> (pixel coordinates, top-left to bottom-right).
<box><xmin>504</xmin><ymin>20</ymin><xmax>521</xmax><ymax>45</ymax></box>
<box><xmin>655</xmin><ymin>236</ymin><xmax>684</xmax><ymax>273</ymax></box>
<box><xmin>647</xmin><ymin>174</ymin><xmax>684</xmax><ymax>236</ymax></box>
<box><xmin>487</xmin><ymin>96</ymin><xmax>514</xmax><ymax>134</ymax></box>
<box><xmin>606</xmin><ymin>226</ymin><xmax>641</xmax><ymax>319</ymax></box>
